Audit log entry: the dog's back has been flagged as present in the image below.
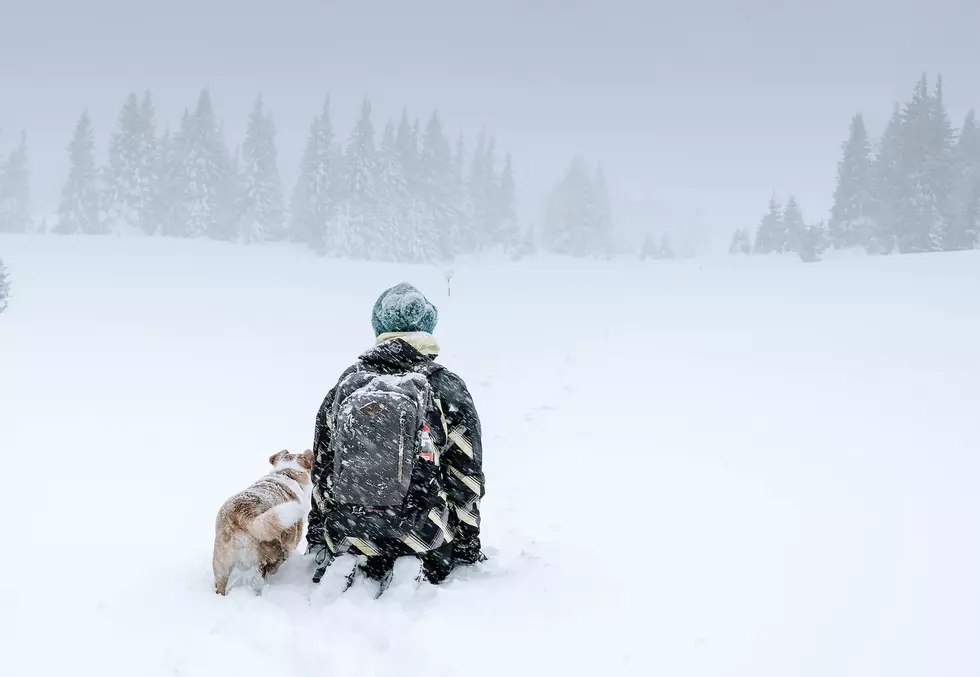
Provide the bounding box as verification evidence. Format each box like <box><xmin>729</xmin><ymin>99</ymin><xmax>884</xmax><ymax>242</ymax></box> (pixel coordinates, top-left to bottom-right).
<box><xmin>213</xmin><ymin>450</ymin><xmax>313</xmax><ymax>595</ymax></box>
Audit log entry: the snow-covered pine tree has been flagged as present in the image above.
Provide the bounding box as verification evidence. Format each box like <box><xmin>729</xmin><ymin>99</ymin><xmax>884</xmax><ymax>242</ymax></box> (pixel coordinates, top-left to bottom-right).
<box><xmin>104</xmin><ymin>91</ymin><xmax>157</xmax><ymax>234</ymax></box>
<box><xmin>591</xmin><ymin>164</ymin><xmax>613</xmax><ymax>258</ymax></box>
<box><xmin>168</xmin><ymin>91</ymin><xmax>233</xmax><ymax>239</ymax></box>
<box><xmin>800</xmin><ymin>221</ymin><xmax>828</xmax><ymax>262</ymax></box>
<box><xmin>290</xmin><ymin>95</ymin><xmax>335</xmax><ymax>253</ymax></box>
<box><xmin>375</xmin><ymin>120</ymin><xmax>411</xmax><ymax>261</ymax></box>
<box><xmin>0</xmin><ymin>256</ymin><xmax>8</xmax><ymax>313</ymax></box>
<box><xmin>945</xmin><ymin>109</ymin><xmax>980</xmax><ymax>250</ymax></box>
<box><xmin>467</xmin><ymin>130</ymin><xmax>489</xmax><ymax>251</ymax></box>
<box><xmin>870</xmin><ymin>103</ymin><xmax>903</xmax><ymax>254</ymax></box>
<box><xmin>419</xmin><ymin>111</ymin><xmax>455</xmax><ymax>261</ymax></box>
<box><xmin>148</xmin><ymin>126</ymin><xmax>176</xmax><ymax>237</ymax></box>
<box><xmin>497</xmin><ymin>153</ymin><xmax>520</xmax><ymax>254</ymax></box>
<box><xmin>0</xmin><ymin>131</ymin><xmax>32</xmax><ymax>233</ymax></box>
<box><xmin>641</xmin><ymin>232</ymin><xmax>661</xmax><ymax>259</ymax></box>
<box><xmin>781</xmin><ymin>195</ymin><xmax>806</xmax><ymax>253</ymax></box>
<box><xmin>739</xmin><ymin>227</ymin><xmax>752</xmax><ymax>254</ymax></box>
<box><xmin>55</xmin><ymin>111</ymin><xmax>103</xmax><ymax>235</ymax></box>
<box><xmin>893</xmin><ymin>74</ymin><xmax>954</xmax><ymax>253</ymax></box>
<box><xmin>544</xmin><ymin>156</ymin><xmax>595</xmax><ymax>257</ymax></box>
<box><xmin>828</xmin><ymin>113</ymin><xmax>875</xmax><ymax>250</ymax></box>
<box><xmin>238</xmin><ymin>96</ymin><xmax>286</xmax><ymax>243</ymax></box>
<box><xmin>452</xmin><ymin>132</ymin><xmax>475</xmax><ymax>253</ymax></box>
<box><xmin>335</xmin><ymin>97</ymin><xmax>379</xmax><ymax>259</ymax></box>
<box><xmin>728</xmin><ymin>230</ymin><xmax>741</xmax><ymax>254</ymax></box>
<box><xmin>660</xmin><ymin>233</ymin><xmax>675</xmax><ymax>259</ymax></box>
<box><xmin>753</xmin><ymin>196</ymin><xmax>783</xmax><ymax>254</ymax></box>
<box><xmin>395</xmin><ymin>109</ymin><xmax>430</xmax><ymax>262</ymax></box>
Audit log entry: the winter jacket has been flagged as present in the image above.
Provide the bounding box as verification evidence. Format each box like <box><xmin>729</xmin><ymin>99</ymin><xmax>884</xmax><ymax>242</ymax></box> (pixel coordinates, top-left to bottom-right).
<box><xmin>306</xmin><ymin>332</ymin><xmax>485</xmax><ymax>566</ymax></box>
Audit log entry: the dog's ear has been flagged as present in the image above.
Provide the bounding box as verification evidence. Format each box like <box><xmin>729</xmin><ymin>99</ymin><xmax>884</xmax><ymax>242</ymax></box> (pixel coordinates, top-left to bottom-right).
<box><xmin>269</xmin><ymin>449</ymin><xmax>289</xmax><ymax>466</ymax></box>
<box><xmin>298</xmin><ymin>449</ymin><xmax>314</xmax><ymax>471</ymax></box>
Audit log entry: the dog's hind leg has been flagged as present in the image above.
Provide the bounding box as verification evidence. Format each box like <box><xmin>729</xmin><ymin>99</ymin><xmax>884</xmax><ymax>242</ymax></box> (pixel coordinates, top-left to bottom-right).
<box><xmin>213</xmin><ymin>540</ymin><xmax>233</xmax><ymax>595</ymax></box>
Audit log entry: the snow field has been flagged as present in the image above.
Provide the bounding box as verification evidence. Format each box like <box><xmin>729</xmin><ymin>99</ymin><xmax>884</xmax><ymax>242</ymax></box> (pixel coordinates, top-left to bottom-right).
<box><xmin>1</xmin><ymin>235</ymin><xmax>978</xmax><ymax>677</ymax></box>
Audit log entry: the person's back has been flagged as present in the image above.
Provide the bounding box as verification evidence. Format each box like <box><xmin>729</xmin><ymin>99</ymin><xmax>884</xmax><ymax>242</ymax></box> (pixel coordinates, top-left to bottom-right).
<box><xmin>306</xmin><ymin>283</ymin><xmax>486</xmax><ymax>588</ymax></box>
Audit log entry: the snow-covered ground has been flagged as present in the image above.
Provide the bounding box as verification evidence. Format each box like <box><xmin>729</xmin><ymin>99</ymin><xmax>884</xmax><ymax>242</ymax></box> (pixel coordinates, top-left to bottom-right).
<box><xmin>1</xmin><ymin>234</ymin><xmax>978</xmax><ymax>677</ymax></box>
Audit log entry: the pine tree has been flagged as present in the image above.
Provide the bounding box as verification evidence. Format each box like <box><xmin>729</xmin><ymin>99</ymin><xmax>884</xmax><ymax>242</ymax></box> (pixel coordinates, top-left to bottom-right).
<box><xmin>55</xmin><ymin>111</ymin><xmax>103</xmax><ymax>235</ymax></box>
<box><xmin>828</xmin><ymin>113</ymin><xmax>875</xmax><ymax>249</ymax></box>
<box><xmin>375</xmin><ymin>120</ymin><xmax>410</xmax><ymax>261</ymax></box>
<box><xmin>591</xmin><ymin>164</ymin><xmax>613</xmax><ymax>257</ymax></box>
<box><xmin>290</xmin><ymin>95</ymin><xmax>335</xmax><ymax>253</ymax></box>
<box><xmin>544</xmin><ymin>156</ymin><xmax>597</xmax><ymax>256</ymax></box>
<box><xmin>870</xmin><ymin>103</ymin><xmax>903</xmax><ymax>254</ymax></box>
<box><xmin>945</xmin><ymin>110</ymin><xmax>980</xmax><ymax>250</ymax></box>
<box><xmin>104</xmin><ymin>91</ymin><xmax>157</xmax><ymax>233</ymax></box>
<box><xmin>168</xmin><ymin>91</ymin><xmax>234</xmax><ymax>239</ymax></box>
<box><xmin>753</xmin><ymin>196</ymin><xmax>783</xmax><ymax>254</ymax></box>
<box><xmin>641</xmin><ymin>232</ymin><xmax>661</xmax><ymax>259</ymax></box>
<box><xmin>782</xmin><ymin>195</ymin><xmax>806</xmax><ymax>253</ymax></box>
<box><xmin>800</xmin><ymin>221</ymin><xmax>828</xmax><ymax>263</ymax></box>
<box><xmin>660</xmin><ymin>233</ymin><xmax>675</xmax><ymax>259</ymax></box>
<box><xmin>739</xmin><ymin>227</ymin><xmax>753</xmax><ymax>254</ymax></box>
<box><xmin>893</xmin><ymin>74</ymin><xmax>954</xmax><ymax>253</ymax></box>
<box><xmin>238</xmin><ymin>96</ymin><xmax>286</xmax><ymax>243</ymax></box>
<box><xmin>419</xmin><ymin>111</ymin><xmax>455</xmax><ymax>261</ymax></box>
<box><xmin>452</xmin><ymin>132</ymin><xmax>475</xmax><ymax>253</ymax></box>
<box><xmin>149</xmin><ymin>127</ymin><xmax>176</xmax><ymax>237</ymax></box>
<box><xmin>497</xmin><ymin>153</ymin><xmax>519</xmax><ymax>253</ymax></box>
<box><xmin>0</xmin><ymin>131</ymin><xmax>32</xmax><ymax>233</ymax></box>
<box><xmin>0</xmin><ymin>256</ymin><xmax>8</xmax><ymax>314</ymax></box>
<box><xmin>336</xmin><ymin>97</ymin><xmax>379</xmax><ymax>259</ymax></box>
<box><xmin>728</xmin><ymin>228</ymin><xmax>753</xmax><ymax>254</ymax></box>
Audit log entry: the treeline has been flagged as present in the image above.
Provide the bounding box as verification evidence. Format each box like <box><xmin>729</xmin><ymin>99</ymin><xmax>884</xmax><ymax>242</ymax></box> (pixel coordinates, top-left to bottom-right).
<box><xmin>731</xmin><ymin>74</ymin><xmax>980</xmax><ymax>260</ymax></box>
<box><xmin>0</xmin><ymin>90</ymin><xmax>542</xmax><ymax>262</ymax></box>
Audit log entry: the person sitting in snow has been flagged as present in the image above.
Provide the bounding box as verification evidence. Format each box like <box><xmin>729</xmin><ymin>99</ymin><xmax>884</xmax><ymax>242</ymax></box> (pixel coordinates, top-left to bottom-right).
<box><xmin>305</xmin><ymin>282</ymin><xmax>486</xmax><ymax>587</ymax></box>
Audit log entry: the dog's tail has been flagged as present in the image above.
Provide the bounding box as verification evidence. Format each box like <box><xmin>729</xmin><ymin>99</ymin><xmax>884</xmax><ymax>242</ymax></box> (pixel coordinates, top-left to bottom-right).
<box><xmin>247</xmin><ymin>501</ymin><xmax>306</xmax><ymax>542</ymax></box>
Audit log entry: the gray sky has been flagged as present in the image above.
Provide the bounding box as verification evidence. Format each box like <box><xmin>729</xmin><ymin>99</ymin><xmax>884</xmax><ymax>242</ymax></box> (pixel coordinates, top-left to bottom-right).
<box><xmin>3</xmin><ymin>0</ymin><xmax>979</xmax><ymax>249</ymax></box>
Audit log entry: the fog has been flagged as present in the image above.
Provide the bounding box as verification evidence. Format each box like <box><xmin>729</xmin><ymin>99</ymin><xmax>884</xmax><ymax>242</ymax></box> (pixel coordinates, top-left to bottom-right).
<box><xmin>4</xmin><ymin>0</ymin><xmax>980</xmax><ymax>250</ymax></box>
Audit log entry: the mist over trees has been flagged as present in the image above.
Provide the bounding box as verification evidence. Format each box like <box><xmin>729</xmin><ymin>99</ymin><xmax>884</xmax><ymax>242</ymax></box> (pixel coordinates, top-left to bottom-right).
<box><xmin>12</xmin><ymin>88</ymin><xmax>583</xmax><ymax>262</ymax></box>
<box><xmin>731</xmin><ymin>74</ymin><xmax>980</xmax><ymax>260</ymax></box>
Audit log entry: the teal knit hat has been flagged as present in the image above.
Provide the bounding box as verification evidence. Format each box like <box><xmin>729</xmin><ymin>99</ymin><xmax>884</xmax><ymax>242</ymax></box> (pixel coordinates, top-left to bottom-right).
<box><xmin>371</xmin><ymin>283</ymin><xmax>439</xmax><ymax>336</ymax></box>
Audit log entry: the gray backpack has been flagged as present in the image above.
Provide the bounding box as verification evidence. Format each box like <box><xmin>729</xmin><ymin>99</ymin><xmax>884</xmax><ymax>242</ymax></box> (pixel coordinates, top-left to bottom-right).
<box><xmin>327</xmin><ymin>366</ymin><xmax>438</xmax><ymax>507</ymax></box>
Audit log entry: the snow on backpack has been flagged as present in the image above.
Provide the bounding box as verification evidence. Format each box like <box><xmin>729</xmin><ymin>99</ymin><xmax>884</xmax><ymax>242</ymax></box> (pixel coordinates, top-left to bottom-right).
<box><xmin>327</xmin><ymin>366</ymin><xmax>438</xmax><ymax>508</ymax></box>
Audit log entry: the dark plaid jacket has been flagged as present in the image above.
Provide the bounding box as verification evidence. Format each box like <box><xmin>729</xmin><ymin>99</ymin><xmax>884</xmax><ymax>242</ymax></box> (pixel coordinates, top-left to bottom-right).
<box><xmin>306</xmin><ymin>335</ymin><xmax>485</xmax><ymax>561</ymax></box>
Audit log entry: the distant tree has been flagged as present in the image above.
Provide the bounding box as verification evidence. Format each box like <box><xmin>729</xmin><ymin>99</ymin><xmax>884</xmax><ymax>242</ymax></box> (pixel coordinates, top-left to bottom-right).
<box><xmin>753</xmin><ymin>196</ymin><xmax>784</xmax><ymax>254</ymax></box>
<box><xmin>168</xmin><ymin>90</ymin><xmax>234</xmax><ymax>239</ymax></box>
<box><xmin>781</xmin><ymin>195</ymin><xmax>807</xmax><ymax>253</ymax></box>
<box><xmin>55</xmin><ymin>111</ymin><xmax>103</xmax><ymax>235</ymax></box>
<box><xmin>335</xmin><ymin>97</ymin><xmax>379</xmax><ymax>259</ymax></box>
<box><xmin>544</xmin><ymin>156</ymin><xmax>611</xmax><ymax>257</ymax></box>
<box><xmin>0</xmin><ymin>130</ymin><xmax>32</xmax><ymax>233</ymax></box>
<box><xmin>498</xmin><ymin>152</ymin><xmax>520</xmax><ymax>253</ymax></box>
<box><xmin>0</xmin><ymin>256</ymin><xmax>9</xmax><ymax>313</ymax></box>
<box><xmin>640</xmin><ymin>232</ymin><xmax>660</xmax><ymax>259</ymax></box>
<box><xmin>945</xmin><ymin>109</ymin><xmax>980</xmax><ymax>250</ymax></box>
<box><xmin>104</xmin><ymin>91</ymin><xmax>157</xmax><ymax>233</ymax></box>
<box><xmin>419</xmin><ymin>111</ymin><xmax>455</xmax><ymax>261</ymax></box>
<box><xmin>375</xmin><ymin>119</ymin><xmax>410</xmax><ymax>261</ymax></box>
<box><xmin>892</xmin><ymin>74</ymin><xmax>955</xmax><ymax>253</ymax></box>
<box><xmin>800</xmin><ymin>221</ymin><xmax>828</xmax><ymax>262</ymax></box>
<box><xmin>238</xmin><ymin>96</ymin><xmax>286</xmax><ymax>243</ymax></box>
<box><xmin>660</xmin><ymin>233</ymin><xmax>675</xmax><ymax>259</ymax></box>
<box><xmin>290</xmin><ymin>95</ymin><xmax>336</xmax><ymax>252</ymax></box>
<box><xmin>728</xmin><ymin>228</ymin><xmax>752</xmax><ymax>254</ymax></box>
<box><xmin>828</xmin><ymin>113</ymin><xmax>875</xmax><ymax>249</ymax></box>
<box><xmin>869</xmin><ymin>104</ymin><xmax>903</xmax><ymax>255</ymax></box>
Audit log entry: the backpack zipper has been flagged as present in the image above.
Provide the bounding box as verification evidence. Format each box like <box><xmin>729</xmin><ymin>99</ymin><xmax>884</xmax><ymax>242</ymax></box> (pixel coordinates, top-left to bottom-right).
<box><xmin>397</xmin><ymin>411</ymin><xmax>406</xmax><ymax>482</ymax></box>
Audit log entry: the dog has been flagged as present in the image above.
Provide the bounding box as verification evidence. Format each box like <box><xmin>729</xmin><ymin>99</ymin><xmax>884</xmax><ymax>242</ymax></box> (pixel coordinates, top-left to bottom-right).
<box><xmin>212</xmin><ymin>449</ymin><xmax>315</xmax><ymax>595</ymax></box>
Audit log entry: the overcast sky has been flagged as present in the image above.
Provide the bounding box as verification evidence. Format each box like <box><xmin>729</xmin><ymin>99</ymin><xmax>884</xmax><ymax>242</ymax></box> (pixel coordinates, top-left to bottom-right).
<box><xmin>2</xmin><ymin>0</ymin><xmax>979</xmax><ymax>249</ymax></box>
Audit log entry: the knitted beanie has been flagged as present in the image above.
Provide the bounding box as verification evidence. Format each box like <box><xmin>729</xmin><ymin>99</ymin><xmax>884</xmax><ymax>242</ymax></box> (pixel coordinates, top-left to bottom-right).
<box><xmin>370</xmin><ymin>283</ymin><xmax>439</xmax><ymax>336</ymax></box>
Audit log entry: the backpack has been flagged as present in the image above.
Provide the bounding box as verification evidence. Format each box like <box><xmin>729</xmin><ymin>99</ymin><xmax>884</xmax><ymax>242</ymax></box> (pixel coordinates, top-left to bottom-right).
<box><xmin>327</xmin><ymin>363</ymin><xmax>441</xmax><ymax>509</ymax></box>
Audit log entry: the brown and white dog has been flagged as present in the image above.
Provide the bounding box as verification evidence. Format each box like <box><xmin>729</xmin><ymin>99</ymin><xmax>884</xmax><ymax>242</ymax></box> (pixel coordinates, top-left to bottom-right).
<box><xmin>212</xmin><ymin>449</ymin><xmax>314</xmax><ymax>595</ymax></box>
